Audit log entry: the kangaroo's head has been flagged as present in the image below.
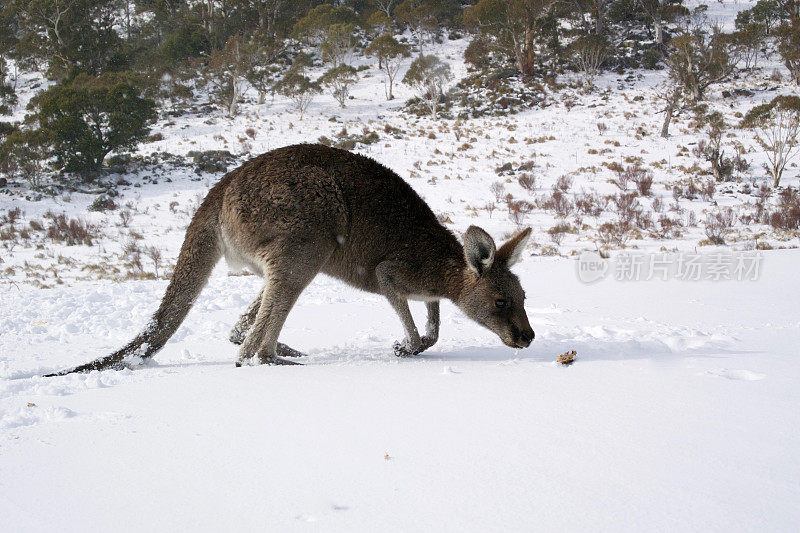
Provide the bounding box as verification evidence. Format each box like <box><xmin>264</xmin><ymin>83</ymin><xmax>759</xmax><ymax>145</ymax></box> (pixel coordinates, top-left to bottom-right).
<box><xmin>456</xmin><ymin>226</ymin><xmax>534</xmax><ymax>349</ymax></box>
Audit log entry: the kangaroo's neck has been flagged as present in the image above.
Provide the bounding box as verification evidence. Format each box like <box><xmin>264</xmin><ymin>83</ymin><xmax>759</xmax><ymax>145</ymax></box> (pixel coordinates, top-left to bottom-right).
<box><xmin>419</xmin><ymin>231</ymin><xmax>470</xmax><ymax>303</ymax></box>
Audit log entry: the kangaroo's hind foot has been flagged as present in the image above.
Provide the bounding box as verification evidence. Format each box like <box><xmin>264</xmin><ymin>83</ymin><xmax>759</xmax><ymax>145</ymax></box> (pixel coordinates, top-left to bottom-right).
<box><xmin>229</xmin><ymin>287</ymin><xmax>265</xmax><ymax>345</ymax></box>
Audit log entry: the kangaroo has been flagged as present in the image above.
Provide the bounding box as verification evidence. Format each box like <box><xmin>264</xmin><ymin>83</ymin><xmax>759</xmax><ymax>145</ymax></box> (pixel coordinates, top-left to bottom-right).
<box><xmin>46</xmin><ymin>144</ymin><xmax>534</xmax><ymax>376</ymax></box>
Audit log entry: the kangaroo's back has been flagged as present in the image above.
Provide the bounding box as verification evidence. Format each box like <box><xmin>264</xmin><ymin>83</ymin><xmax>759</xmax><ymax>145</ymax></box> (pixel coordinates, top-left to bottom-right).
<box><xmin>219</xmin><ymin>144</ymin><xmax>463</xmax><ymax>292</ymax></box>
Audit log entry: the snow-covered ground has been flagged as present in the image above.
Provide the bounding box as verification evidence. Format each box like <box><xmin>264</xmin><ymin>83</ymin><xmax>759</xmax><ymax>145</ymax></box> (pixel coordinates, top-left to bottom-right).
<box><xmin>2</xmin><ymin>1</ymin><xmax>799</xmax><ymax>529</ymax></box>
<box><xmin>2</xmin><ymin>249</ymin><xmax>799</xmax><ymax>531</ymax></box>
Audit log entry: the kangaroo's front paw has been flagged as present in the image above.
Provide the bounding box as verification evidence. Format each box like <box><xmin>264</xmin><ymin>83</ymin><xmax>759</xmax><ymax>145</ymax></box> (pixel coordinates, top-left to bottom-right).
<box><xmin>393</xmin><ymin>339</ymin><xmax>422</xmax><ymax>357</ymax></box>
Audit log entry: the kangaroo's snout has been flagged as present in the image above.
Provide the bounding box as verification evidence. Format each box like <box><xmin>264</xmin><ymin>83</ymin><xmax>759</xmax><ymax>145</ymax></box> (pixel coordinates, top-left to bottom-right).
<box><xmin>518</xmin><ymin>328</ymin><xmax>534</xmax><ymax>347</ymax></box>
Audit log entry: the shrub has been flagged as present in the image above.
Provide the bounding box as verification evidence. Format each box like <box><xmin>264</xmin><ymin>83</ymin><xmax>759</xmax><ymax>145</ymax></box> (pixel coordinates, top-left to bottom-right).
<box><xmin>518</xmin><ymin>173</ymin><xmax>536</xmax><ymax>191</ymax></box>
<box><xmin>46</xmin><ymin>214</ymin><xmax>98</xmax><ymax>245</ymax></box>
<box><xmin>575</xmin><ymin>190</ymin><xmax>606</xmax><ymax>217</ymax></box>
<box><xmin>29</xmin><ymin>72</ymin><xmax>156</xmax><ymax>174</ymax></box>
<box><xmin>540</xmin><ymin>187</ymin><xmax>573</xmax><ymax>218</ymax></box>
<box><xmin>490</xmin><ymin>181</ymin><xmax>505</xmax><ymax>202</ymax></box>
<box><xmin>703</xmin><ymin>207</ymin><xmax>736</xmax><ymax>244</ymax></box>
<box><xmin>320</xmin><ymin>64</ymin><xmax>358</xmax><ymax>108</ymax></box>
<box><xmin>403</xmin><ymin>55</ymin><xmax>452</xmax><ymax>119</ymax></box>
<box><xmin>547</xmin><ymin>222</ymin><xmax>573</xmax><ymax>245</ymax></box>
<box><xmin>188</xmin><ymin>150</ymin><xmax>235</xmax><ymax>173</ymax></box>
<box><xmin>89</xmin><ymin>194</ymin><xmax>117</xmax><ymax>212</ymax></box>
<box><xmin>633</xmin><ymin>172</ymin><xmax>653</xmax><ymax>196</ymax></box>
<box><xmin>570</xmin><ymin>35</ymin><xmax>608</xmax><ymax>89</ymax></box>
<box><xmin>699</xmin><ymin>180</ymin><xmax>716</xmax><ymax>201</ymax></box>
<box><xmin>0</xmin><ymin>126</ymin><xmax>49</xmax><ymax>187</ymax></box>
<box><xmin>768</xmin><ymin>187</ymin><xmax>800</xmax><ymax>231</ymax></box>
<box><xmin>655</xmin><ymin>215</ymin><xmax>683</xmax><ymax>239</ymax></box>
<box><xmin>274</xmin><ymin>70</ymin><xmax>321</xmax><ymax>118</ymax></box>
<box><xmin>507</xmin><ymin>200</ymin><xmax>534</xmax><ymax>227</ymax></box>
<box><xmin>464</xmin><ymin>36</ymin><xmax>491</xmax><ymax>69</ymax></box>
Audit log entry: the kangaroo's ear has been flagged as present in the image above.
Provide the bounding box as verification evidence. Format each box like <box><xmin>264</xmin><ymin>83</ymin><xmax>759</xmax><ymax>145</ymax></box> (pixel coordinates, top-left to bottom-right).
<box><xmin>463</xmin><ymin>226</ymin><xmax>496</xmax><ymax>275</ymax></box>
<box><xmin>496</xmin><ymin>227</ymin><xmax>531</xmax><ymax>267</ymax></box>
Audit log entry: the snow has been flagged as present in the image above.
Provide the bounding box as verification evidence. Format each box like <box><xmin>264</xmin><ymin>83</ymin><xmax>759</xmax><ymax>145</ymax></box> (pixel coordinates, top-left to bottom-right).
<box><xmin>2</xmin><ymin>250</ymin><xmax>799</xmax><ymax>531</ymax></box>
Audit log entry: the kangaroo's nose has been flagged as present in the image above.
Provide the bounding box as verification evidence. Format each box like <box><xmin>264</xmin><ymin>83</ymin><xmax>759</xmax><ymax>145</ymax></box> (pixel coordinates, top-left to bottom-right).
<box><xmin>519</xmin><ymin>329</ymin><xmax>534</xmax><ymax>346</ymax></box>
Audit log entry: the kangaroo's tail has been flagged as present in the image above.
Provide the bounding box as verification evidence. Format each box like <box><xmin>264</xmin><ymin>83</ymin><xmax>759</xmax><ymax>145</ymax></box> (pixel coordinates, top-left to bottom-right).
<box><xmin>45</xmin><ymin>185</ymin><xmax>227</xmax><ymax>377</ymax></box>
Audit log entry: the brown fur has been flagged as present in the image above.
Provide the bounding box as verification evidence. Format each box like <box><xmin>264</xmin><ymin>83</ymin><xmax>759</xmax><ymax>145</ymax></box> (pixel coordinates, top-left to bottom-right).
<box><xmin>47</xmin><ymin>144</ymin><xmax>534</xmax><ymax>375</ymax></box>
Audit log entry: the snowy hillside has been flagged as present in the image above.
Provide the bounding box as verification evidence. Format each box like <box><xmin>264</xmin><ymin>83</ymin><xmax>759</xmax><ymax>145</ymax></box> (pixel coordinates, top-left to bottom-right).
<box><xmin>2</xmin><ymin>0</ymin><xmax>800</xmax><ymax>530</ymax></box>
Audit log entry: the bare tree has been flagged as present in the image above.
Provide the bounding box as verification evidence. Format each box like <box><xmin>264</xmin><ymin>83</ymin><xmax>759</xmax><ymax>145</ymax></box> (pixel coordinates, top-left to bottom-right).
<box><xmin>742</xmin><ymin>96</ymin><xmax>800</xmax><ymax>187</ymax></box>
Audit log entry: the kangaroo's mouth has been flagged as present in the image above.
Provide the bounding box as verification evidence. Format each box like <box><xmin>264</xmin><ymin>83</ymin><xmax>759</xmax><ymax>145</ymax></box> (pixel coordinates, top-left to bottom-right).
<box><xmin>502</xmin><ymin>337</ymin><xmax>531</xmax><ymax>349</ymax></box>
<box><xmin>502</xmin><ymin>330</ymin><xmax>534</xmax><ymax>349</ymax></box>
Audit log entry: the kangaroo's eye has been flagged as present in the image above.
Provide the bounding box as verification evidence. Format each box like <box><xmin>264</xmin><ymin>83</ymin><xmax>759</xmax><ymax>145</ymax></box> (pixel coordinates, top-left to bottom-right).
<box><xmin>495</xmin><ymin>299</ymin><xmax>508</xmax><ymax>309</ymax></box>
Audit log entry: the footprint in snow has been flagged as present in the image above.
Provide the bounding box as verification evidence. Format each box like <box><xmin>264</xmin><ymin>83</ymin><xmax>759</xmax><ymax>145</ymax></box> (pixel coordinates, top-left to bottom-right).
<box><xmin>706</xmin><ymin>369</ymin><xmax>766</xmax><ymax>381</ymax></box>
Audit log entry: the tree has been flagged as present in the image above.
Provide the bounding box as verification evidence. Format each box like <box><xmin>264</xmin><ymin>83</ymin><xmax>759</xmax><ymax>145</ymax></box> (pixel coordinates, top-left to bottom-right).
<box><xmin>463</xmin><ymin>0</ymin><xmax>558</xmax><ymax>77</ymax></box>
<box><xmin>156</xmin><ymin>23</ymin><xmax>212</xmax><ymax>66</ymax></box>
<box><xmin>204</xmin><ymin>36</ymin><xmax>250</xmax><ymax>116</ymax></box>
<box><xmin>742</xmin><ymin>95</ymin><xmax>800</xmax><ymax>187</ymax></box>
<box><xmin>657</xmin><ymin>82</ymin><xmax>683</xmax><ymax>137</ymax></box>
<box><xmin>735</xmin><ymin>0</ymin><xmax>783</xmax><ymax>34</ymax></box>
<box><xmin>638</xmin><ymin>0</ymin><xmax>689</xmax><ymax>46</ymax></box>
<box><xmin>665</xmin><ymin>11</ymin><xmax>737</xmax><ymax>104</ymax></box>
<box><xmin>394</xmin><ymin>0</ymin><xmax>437</xmax><ymax>57</ymax></box>
<box><xmin>367</xmin><ymin>10</ymin><xmax>394</xmax><ymax>39</ymax></box>
<box><xmin>274</xmin><ymin>69</ymin><xmax>321</xmax><ymax>118</ymax></box>
<box><xmin>320</xmin><ymin>64</ymin><xmax>358</xmax><ymax>107</ymax></box>
<box><xmin>0</xmin><ymin>126</ymin><xmax>49</xmax><ymax>187</ymax></box>
<box><xmin>248</xmin><ymin>0</ymin><xmax>288</xmax><ymax>38</ymax></box>
<box><xmin>30</xmin><ymin>72</ymin><xmax>157</xmax><ymax>174</ymax></box>
<box><xmin>372</xmin><ymin>0</ymin><xmax>397</xmax><ymax>18</ymax></box>
<box><xmin>776</xmin><ymin>21</ymin><xmax>800</xmax><ymax>84</ymax></box>
<box><xmin>243</xmin><ymin>36</ymin><xmax>284</xmax><ymax>105</ymax></box>
<box><xmin>730</xmin><ymin>22</ymin><xmax>767</xmax><ymax>70</ymax></box>
<box><xmin>320</xmin><ymin>23</ymin><xmax>358</xmax><ymax>66</ymax></box>
<box><xmin>9</xmin><ymin>0</ymin><xmax>122</xmax><ymax>79</ymax></box>
<box><xmin>402</xmin><ymin>55</ymin><xmax>451</xmax><ymax>118</ymax></box>
<box><xmin>366</xmin><ymin>33</ymin><xmax>410</xmax><ymax>99</ymax></box>
<box><xmin>0</xmin><ymin>56</ymin><xmax>17</xmax><ymax>115</ymax></box>
<box><xmin>570</xmin><ymin>34</ymin><xmax>608</xmax><ymax>89</ymax></box>
<box><xmin>292</xmin><ymin>4</ymin><xmax>361</xmax><ymax>45</ymax></box>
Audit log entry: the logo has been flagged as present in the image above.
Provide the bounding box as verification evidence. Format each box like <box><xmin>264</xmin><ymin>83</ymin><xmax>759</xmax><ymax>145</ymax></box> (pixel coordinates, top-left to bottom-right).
<box><xmin>577</xmin><ymin>251</ymin><xmax>608</xmax><ymax>283</ymax></box>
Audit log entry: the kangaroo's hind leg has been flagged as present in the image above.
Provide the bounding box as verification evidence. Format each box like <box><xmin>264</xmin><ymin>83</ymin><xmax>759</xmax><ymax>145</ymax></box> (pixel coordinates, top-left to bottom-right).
<box><xmin>229</xmin><ymin>287</ymin><xmax>264</xmax><ymax>345</ymax></box>
<box><xmin>230</xmin><ymin>287</ymin><xmax>310</xmax><ymax>358</ymax></box>
<box><xmin>236</xmin><ymin>243</ymin><xmax>333</xmax><ymax>366</ymax></box>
